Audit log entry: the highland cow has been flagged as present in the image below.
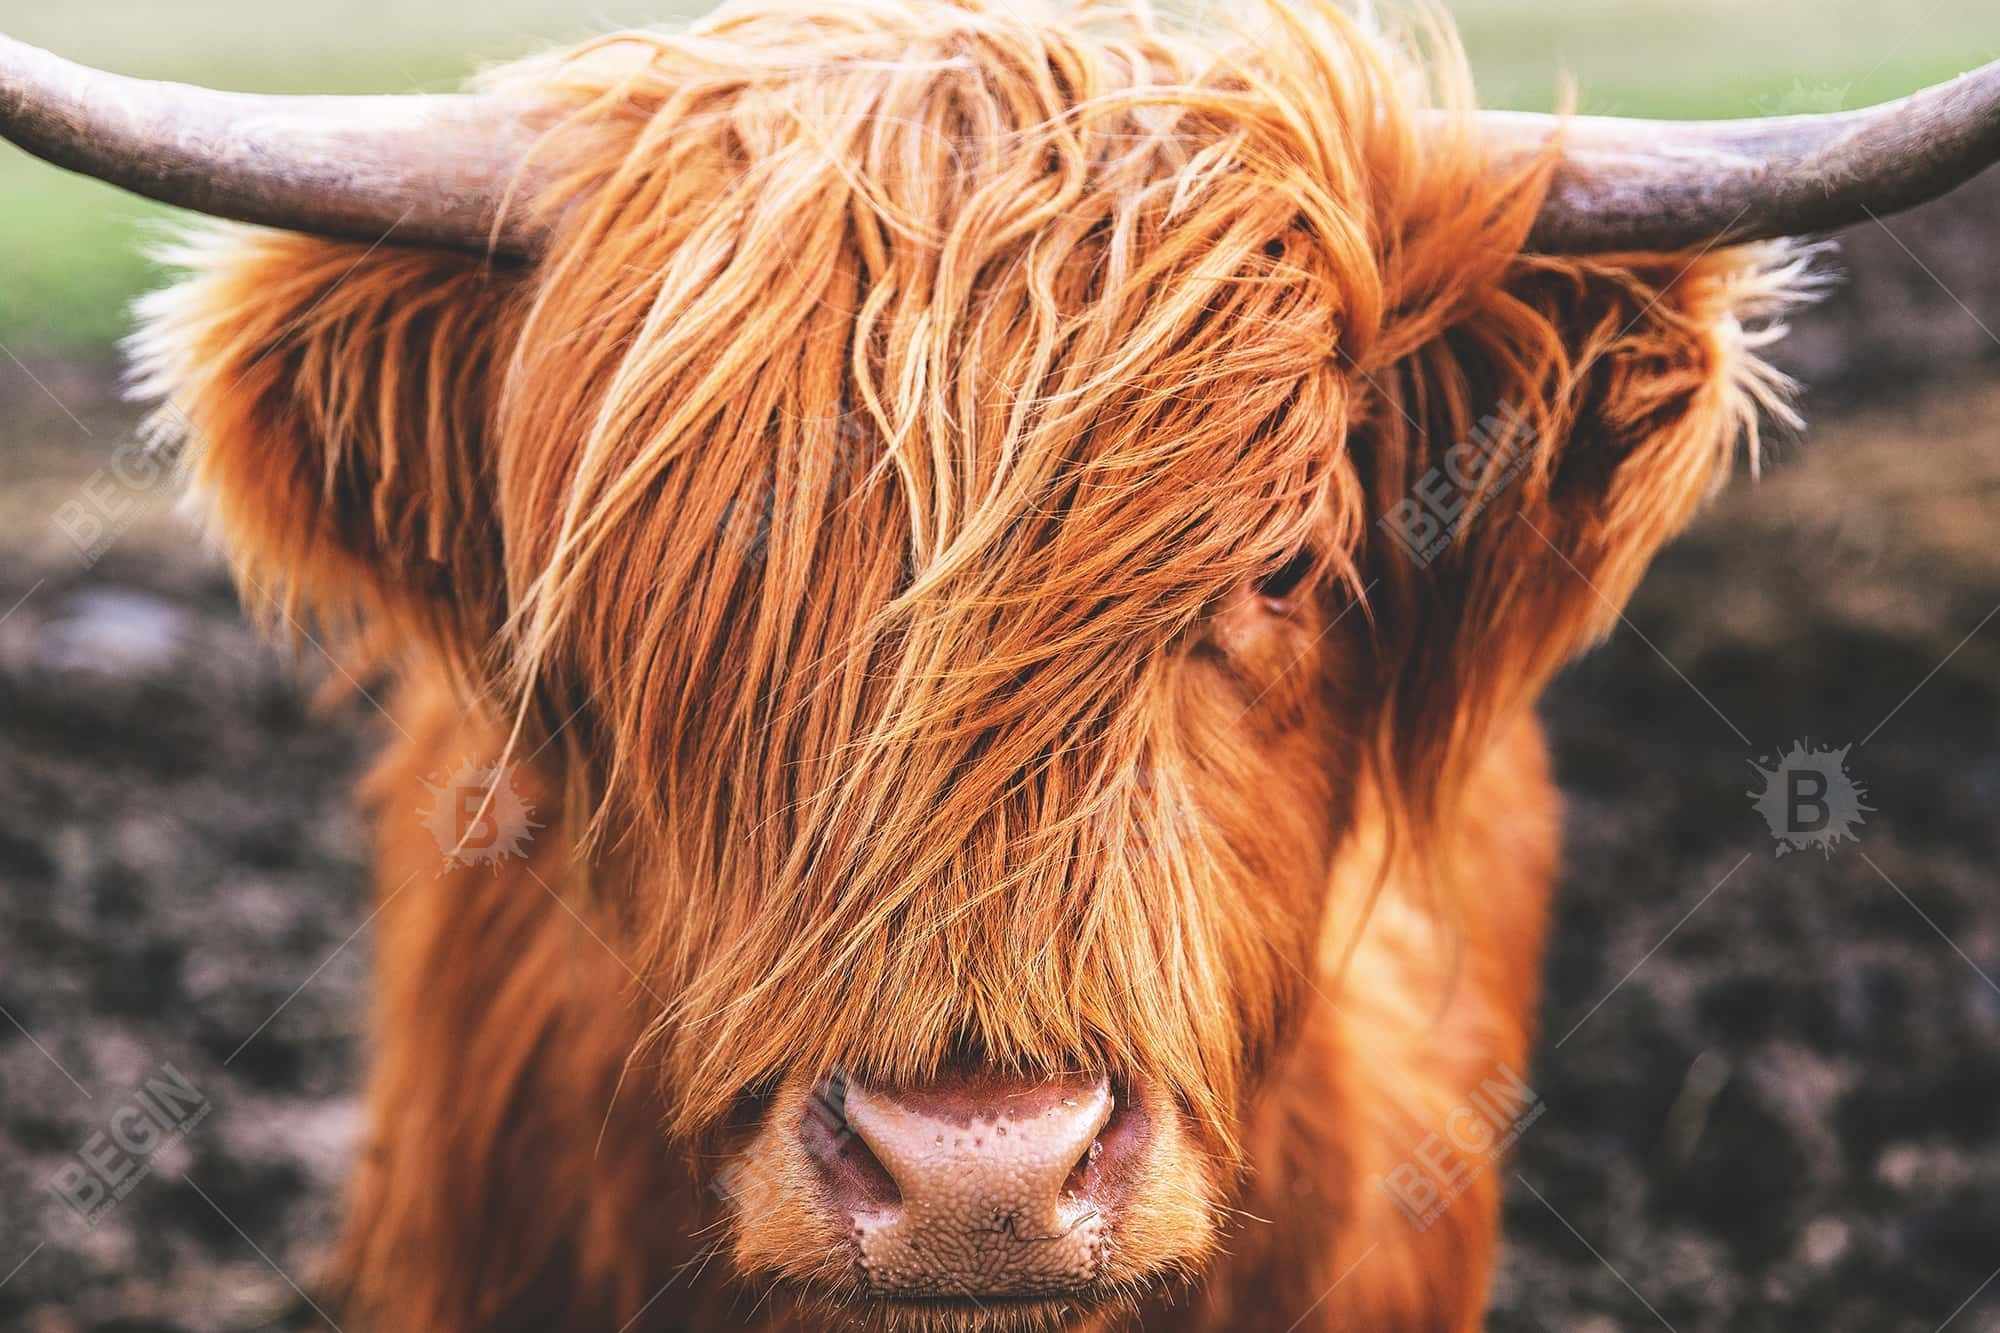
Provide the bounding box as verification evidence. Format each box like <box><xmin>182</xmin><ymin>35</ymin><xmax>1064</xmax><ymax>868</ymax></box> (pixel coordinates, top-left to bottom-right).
<box><xmin>5</xmin><ymin>1</ymin><xmax>1998</xmax><ymax>1329</ymax></box>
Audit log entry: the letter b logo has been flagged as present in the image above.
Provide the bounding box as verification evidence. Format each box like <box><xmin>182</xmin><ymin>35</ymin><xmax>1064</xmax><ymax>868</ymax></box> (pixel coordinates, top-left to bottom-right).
<box><xmin>1787</xmin><ymin>768</ymin><xmax>1831</xmax><ymax>834</ymax></box>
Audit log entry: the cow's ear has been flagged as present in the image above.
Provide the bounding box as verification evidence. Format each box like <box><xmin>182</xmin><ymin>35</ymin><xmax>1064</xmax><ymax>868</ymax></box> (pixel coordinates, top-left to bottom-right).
<box><xmin>128</xmin><ymin>224</ymin><xmax>527</xmax><ymax>674</ymax></box>
<box><xmin>1355</xmin><ymin>242</ymin><xmax>1815</xmax><ymax>818</ymax></box>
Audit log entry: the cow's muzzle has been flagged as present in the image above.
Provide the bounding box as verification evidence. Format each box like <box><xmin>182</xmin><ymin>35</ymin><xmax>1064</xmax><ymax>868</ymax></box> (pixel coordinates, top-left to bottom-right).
<box><xmin>797</xmin><ymin>1070</ymin><xmax>1148</xmax><ymax>1300</ymax></box>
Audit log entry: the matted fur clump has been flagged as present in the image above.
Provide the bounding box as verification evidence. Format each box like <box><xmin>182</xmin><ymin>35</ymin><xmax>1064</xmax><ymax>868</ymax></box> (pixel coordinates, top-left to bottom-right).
<box><xmin>126</xmin><ymin>1</ymin><xmax>1809</xmax><ymax>1328</ymax></box>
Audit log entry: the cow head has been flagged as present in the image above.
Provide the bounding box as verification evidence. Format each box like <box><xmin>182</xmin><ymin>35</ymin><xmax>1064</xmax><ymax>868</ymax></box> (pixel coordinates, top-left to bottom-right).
<box><xmin>9</xmin><ymin>0</ymin><xmax>1996</xmax><ymax>1327</ymax></box>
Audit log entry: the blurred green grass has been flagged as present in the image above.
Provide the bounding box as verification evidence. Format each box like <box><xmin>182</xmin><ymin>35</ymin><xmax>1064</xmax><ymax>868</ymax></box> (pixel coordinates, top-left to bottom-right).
<box><xmin>0</xmin><ymin>0</ymin><xmax>1993</xmax><ymax>354</ymax></box>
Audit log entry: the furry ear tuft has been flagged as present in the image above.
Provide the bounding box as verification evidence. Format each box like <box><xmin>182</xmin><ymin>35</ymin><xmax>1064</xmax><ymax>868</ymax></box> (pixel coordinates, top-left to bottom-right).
<box><xmin>1358</xmin><ymin>239</ymin><xmax>1822</xmax><ymax>872</ymax></box>
<box><xmin>126</xmin><ymin>223</ymin><xmax>528</xmax><ymax>678</ymax></box>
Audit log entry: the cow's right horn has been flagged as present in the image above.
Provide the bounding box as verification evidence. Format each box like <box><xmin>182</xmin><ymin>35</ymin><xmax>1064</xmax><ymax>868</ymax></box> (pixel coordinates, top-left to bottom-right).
<box><xmin>0</xmin><ymin>32</ymin><xmax>545</xmax><ymax>258</ymax></box>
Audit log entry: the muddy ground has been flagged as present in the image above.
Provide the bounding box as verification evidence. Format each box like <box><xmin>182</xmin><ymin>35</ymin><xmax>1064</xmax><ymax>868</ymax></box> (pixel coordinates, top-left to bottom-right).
<box><xmin>1</xmin><ymin>201</ymin><xmax>1998</xmax><ymax>1332</ymax></box>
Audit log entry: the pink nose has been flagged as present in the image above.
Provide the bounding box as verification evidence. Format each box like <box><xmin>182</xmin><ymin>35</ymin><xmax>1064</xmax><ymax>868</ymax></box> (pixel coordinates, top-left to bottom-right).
<box><xmin>800</xmin><ymin>1071</ymin><xmax>1136</xmax><ymax>1298</ymax></box>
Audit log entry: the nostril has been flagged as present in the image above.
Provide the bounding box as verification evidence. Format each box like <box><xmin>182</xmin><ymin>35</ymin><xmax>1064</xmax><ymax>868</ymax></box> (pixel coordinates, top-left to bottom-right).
<box><xmin>1060</xmin><ymin>1132</ymin><xmax>1105</xmax><ymax>1199</ymax></box>
<box><xmin>1059</xmin><ymin>1078</ymin><xmax>1145</xmax><ymax>1206</ymax></box>
<box><xmin>801</xmin><ymin>1075</ymin><xmax>901</xmax><ymax>1211</ymax></box>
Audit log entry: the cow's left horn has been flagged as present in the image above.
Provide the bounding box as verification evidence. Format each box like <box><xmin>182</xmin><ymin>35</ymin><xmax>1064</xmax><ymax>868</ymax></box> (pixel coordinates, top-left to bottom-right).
<box><xmin>1488</xmin><ymin>57</ymin><xmax>2000</xmax><ymax>253</ymax></box>
<box><xmin>0</xmin><ymin>32</ymin><xmax>544</xmax><ymax>258</ymax></box>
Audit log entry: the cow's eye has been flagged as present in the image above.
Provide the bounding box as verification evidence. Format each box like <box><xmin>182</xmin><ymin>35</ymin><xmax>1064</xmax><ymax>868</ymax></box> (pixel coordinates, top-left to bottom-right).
<box><xmin>1254</xmin><ymin>549</ymin><xmax>1314</xmax><ymax>603</ymax></box>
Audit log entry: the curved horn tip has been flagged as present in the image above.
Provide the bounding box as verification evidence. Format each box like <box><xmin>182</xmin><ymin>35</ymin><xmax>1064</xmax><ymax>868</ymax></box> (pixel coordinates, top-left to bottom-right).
<box><xmin>0</xmin><ymin>30</ymin><xmax>545</xmax><ymax>257</ymax></box>
<box><xmin>1494</xmin><ymin>55</ymin><xmax>2000</xmax><ymax>254</ymax></box>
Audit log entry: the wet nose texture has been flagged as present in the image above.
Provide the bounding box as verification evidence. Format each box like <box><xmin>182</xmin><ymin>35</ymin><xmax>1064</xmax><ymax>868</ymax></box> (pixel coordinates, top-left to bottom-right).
<box><xmin>813</xmin><ymin>1072</ymin><xmax>1118</xmax><ymax>1298</ymax></box>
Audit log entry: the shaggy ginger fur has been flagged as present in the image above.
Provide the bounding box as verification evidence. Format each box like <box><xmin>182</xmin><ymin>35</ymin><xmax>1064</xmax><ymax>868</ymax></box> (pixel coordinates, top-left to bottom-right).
<box><xmin>127</xmin><ymin>1</ymin><xmax>1808</xmax><ymax>1328</ymax></box>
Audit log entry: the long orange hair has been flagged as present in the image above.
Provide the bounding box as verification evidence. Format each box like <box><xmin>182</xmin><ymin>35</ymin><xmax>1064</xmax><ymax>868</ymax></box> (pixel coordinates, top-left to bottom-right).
<box><xmin>127</xmin><ymin>4</ymin><xmax>1808</xmax><ymax>1326</ymax></box>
